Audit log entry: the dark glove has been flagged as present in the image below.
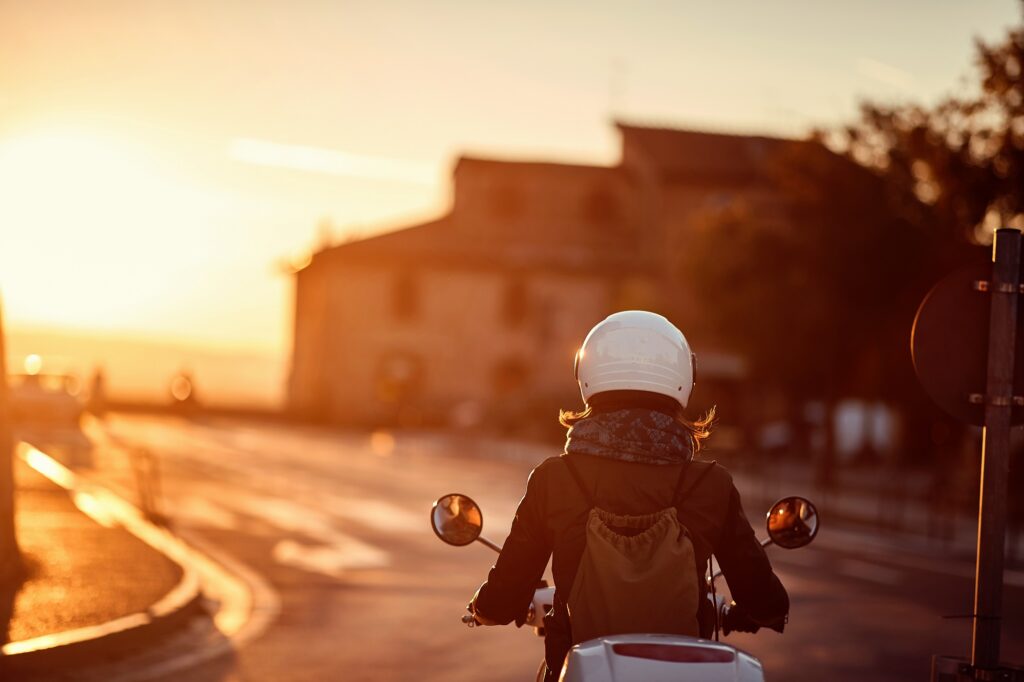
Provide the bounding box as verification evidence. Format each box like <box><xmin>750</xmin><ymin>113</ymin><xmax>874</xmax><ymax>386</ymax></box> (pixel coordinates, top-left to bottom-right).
<box><xmin>466</xmin><ymin>599</ymin><xmax>499</xmax><ymax>626</ymax></box>
<box><xmin>722</xmin><ymin>602</ymin><xmax>761</xmax><ymax>636</ymax></box>
<box><xmin>765</xmin><ymin>615</ymin><xmax>787</xmax><ymax>633</ymax></box>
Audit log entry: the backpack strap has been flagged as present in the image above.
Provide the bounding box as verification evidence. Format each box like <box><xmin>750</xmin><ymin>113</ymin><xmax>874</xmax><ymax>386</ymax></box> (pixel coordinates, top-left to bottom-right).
<box><xmin>670</xmin><ymin>460</ymin><xmax>692</xmax><ymax>504</ymax></box>
<box><xmin>672</xmin><ymin>460</ymin><xmax>716</xmax><ymax>507</ymax></box>
<box><xmin>563</xmin><ymin>455</ymin><xmax>715</xmax><ymax>511</ymax></box>
<box><xmin>561</xmin><ymin>455</ymin><xmax>595</xmax><ymax>508</ymax></box>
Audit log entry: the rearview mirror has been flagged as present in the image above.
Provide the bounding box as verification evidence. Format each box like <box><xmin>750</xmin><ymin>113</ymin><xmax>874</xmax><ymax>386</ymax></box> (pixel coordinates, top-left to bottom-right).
<box><xmin>766</xmin><ymin>496</ymin><xmax>819</xmax><ymax>549</ymax></box>
<box><xmin>431</xmin><ymin>493</ymin><xmax>484</xmax><ymax>546</ymax></box>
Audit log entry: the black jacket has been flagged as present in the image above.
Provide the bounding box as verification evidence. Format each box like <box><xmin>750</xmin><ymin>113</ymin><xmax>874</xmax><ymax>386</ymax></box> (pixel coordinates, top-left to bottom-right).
<box><xmin>473</xmin><ymin>453</ymin><xmax>790</xmax><ymax>671</ymax></box>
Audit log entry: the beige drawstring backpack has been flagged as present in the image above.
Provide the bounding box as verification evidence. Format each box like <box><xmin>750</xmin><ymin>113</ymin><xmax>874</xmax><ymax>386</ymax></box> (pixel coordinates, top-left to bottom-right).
<box><xmin>562</xmin><ymin>456</ymin><xmax>714</xmax><ymax>644</ymax></box>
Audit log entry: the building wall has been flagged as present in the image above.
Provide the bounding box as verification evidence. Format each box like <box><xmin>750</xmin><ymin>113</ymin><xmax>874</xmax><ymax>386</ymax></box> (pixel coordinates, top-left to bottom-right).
<box><xmin>288</xmin><ymin>128</ymin><xmax>796</xmax><ymax>427</ymax></box>
<box><xmin>288</xmin><ymin>260</ymin><xmax>330</xmax><ymax>418</ymax></box>
<box><xmin>291</xmin><ymin>260</ymin><xmax>616</xmax><ymax>426</ymax></box>
<box><xmin>450</xmin><ymin>161</ymin><xmax>640</xmax><ymax>254</ymax></box>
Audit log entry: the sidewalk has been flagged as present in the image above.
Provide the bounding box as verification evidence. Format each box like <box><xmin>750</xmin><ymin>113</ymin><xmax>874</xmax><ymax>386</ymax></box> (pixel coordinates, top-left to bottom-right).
<box><xmin>1</xmin><ymin>449</ymin><xmax>188</xmax><ymax>670</ymax></box>
<box><xmin>420</xmin><ymin>427</ymin><xmax>1020</xmax><ymax>564</ymax></box>
<box><xmin>728</xmin><ymin>458</ymin><xmax>1024</xmax><ymax>566</ymax></box>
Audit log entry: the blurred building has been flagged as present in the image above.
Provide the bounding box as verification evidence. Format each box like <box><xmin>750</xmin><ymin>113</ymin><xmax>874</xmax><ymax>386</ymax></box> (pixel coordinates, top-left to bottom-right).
<box><xmin>288</xmin><ymin>123</ymin><xmax>801</xmax><ymax>429</ymax></box>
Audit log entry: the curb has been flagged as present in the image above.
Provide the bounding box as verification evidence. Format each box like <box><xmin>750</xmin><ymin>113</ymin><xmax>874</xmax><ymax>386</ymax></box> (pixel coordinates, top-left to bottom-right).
<box><xmin>102</xmin><ymin>526</ymin><xmax>281</xmax><ymax>682</ymax></box>
<box><xmin>1</xmin><ymin>444</ymin><xmax>206</xmax><ymax>671</ymax></box>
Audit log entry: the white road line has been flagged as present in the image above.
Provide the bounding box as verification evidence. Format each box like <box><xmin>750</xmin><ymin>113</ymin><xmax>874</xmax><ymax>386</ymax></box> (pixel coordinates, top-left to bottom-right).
<box><xmin>172</xmin><ymin>496</ymin><xmax>240</xmax><ymax>531</ymax></box>
<box><xmin>273</xmin><ymin>538</ymin><xmax>389</xmax><ymax>577</ymax></box>
<box><xmin>836</xmin><ymin>558</ymin><xmax>902</xmax><ymax>586</ymax></box>
<box><xmin>188</xmin><ymin>484</ymin><xmax>393</xmax><ymax>576</ymax></box>
<box><xmin>771</xmin><ymin>548</ymin><xmax>822</xmax><ymax>567</ymax></box>
<box><xmin>321</xmin><ymin>495</ymin><xmax>422</xmax><ymax>533</ymax></box>
<box><xmin>819</xmin><ymin>527</ymin><xmax>1024</xmax><ymax>588</ymax></box>
<box><xmin>93</xmin><ymin>418</ymin><xmax>407</xmax><ymax>578</ymax></box>
<box><xmin>99</xmin><ymin>418</ymin><xmax>423</xmax><ymax>535</ymax></box>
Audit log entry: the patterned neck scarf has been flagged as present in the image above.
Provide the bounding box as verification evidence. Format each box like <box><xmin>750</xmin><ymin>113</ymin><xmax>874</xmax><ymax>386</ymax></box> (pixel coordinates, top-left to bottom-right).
<box><xmin>564</xmin><ymin>407</ymin><xmax>694</xmax><ymax>465</ymax></box>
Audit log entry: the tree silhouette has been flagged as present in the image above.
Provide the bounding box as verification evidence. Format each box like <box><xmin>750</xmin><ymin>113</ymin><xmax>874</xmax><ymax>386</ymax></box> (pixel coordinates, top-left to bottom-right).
<box><xmin>844</xmin><ymin>2</ymin><xmax>1024</xmax><ymax>246</ymax></box>
<box><xmin>674</xmin><ymin>5</ymin><xmax>1024</xmax><ymax>460</ymax></box>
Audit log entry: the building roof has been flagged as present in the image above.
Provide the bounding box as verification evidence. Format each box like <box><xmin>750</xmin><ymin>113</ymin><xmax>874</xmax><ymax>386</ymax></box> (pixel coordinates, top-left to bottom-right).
<box><xmin>616</xmin><ymin>122</ymin><xmax>804</xmax><ymax>182</ymax></box>
<box><xmin>454</xmin><ymin>155</ymin><xmax>616</xmax><ymax>179</ymax></box>
<box><xmin>305</xmin><ymin>123</ymin><xmax>810</xmax><ymax>275</ymax></box>
<box><xmin>309</xmin><ymin>217</ymin><xmax>650</xmax><ymax>275</ymax></box>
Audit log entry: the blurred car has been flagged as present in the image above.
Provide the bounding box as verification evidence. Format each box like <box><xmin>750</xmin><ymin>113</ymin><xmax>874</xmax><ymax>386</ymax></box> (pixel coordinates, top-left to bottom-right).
<box><xmin>8</xmin><ymin>372</ymin><xmax>85</xmax><ymax>426</ymax></box>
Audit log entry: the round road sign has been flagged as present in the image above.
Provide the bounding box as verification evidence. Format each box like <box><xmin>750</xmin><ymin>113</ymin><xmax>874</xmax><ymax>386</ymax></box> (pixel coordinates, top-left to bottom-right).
<box><xmin>911</xmin><ymin>261</ymin><xmax>1024</xmax><ymax>426</ymax></box>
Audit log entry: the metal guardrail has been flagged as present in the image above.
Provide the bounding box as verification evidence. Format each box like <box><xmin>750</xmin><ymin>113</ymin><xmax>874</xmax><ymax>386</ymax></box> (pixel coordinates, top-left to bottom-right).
<box><xmin>129</xmin><ymin>447</ymin><xmax>165</xmax><ymax>526</ymax></box>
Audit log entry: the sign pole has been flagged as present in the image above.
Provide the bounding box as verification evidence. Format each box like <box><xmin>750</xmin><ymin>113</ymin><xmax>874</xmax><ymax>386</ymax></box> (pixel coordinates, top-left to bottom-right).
<box><xmin>913</xmin><ymin>229</ymin><xmax>1024</xmax><ymax>679</ymax></box>
<box><xmin>973</xmin><ymin>227</ymin><xmax>1019</xmax><ymax>670</ymax></box>
<box><xmin>0</xmin><ymin>294</ymin><xmax>18</xmax><ymax>583</ymax></box>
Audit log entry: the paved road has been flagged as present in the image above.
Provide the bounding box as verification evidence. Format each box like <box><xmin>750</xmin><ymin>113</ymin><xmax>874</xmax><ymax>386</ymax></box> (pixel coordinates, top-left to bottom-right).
<box><xmin>58</xmin><ymin>414</ymin><xmax>1024</xmax><ymax>680</ymax></box>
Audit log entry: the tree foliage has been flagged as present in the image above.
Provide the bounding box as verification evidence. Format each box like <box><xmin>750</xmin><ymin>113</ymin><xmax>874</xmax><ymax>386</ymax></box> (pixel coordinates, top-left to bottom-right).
<box><xmin>844</xmin><ymin>16</ymin><xmax>1024</xmax><ymax>244</ymax></box>
<box><xmin>680</xmin><ymin>142</ymin><xmax>967</xmax><ymax>410</ymax></box>
<box><xmin>677</xmin><ymin>7</ymin><xmax>1024</xmax><ymax>425</ymax></box>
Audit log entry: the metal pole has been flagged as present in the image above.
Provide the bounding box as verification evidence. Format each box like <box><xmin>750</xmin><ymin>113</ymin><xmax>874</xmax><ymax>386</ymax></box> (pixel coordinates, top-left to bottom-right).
<box><xmin>973</xmin><ymin>227</ymin><xmax>1019</xmax><ymax>670</ymax></box>
<box><xmin>0</xmin><ymin>294</ymin><xmax>18</xmax><ymax>583</ymax></box>
<box><xmin>474</xmin><ymin>535</ymin><xmax>502</xmax><ymax>554</ymax></box>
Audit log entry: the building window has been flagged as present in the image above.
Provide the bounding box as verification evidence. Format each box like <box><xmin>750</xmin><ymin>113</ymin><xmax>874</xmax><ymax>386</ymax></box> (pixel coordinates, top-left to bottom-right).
<box><xmin>491</xmin><ymin>355</ymin><xmax>530</xmax><ymax>396</ymax></box>
<box><xmin>584</xmin><ymin>185</ymin><xmax>620</xmax><ymax>227</ymax></box>
<box><xmin>375</xmin><ymin>351</ymin><xmax>423</xmax><ymax>406</ymax></box>
<box><xmin>535</xmin><ymin>296</ymin><xmax>555</xmax><ymax>343</ymax></box>
<box><xmin>490</xmin><ymin>184</ymin><xmax>525</xmax><ymax>220</ymax></box>
<box><xmin>393</xmin><ymin>272</ymin><xmax>419</xmax><ymax>320</ymax></box>
<box><xmin>613</xmin><ymin>277</ymin><xmax>658</xmax><ymax>311</ymax></box>
<box><xmin>503</xmin><ymin>278</ymin><xmax>529</xmax><ymax>328</ymax></box>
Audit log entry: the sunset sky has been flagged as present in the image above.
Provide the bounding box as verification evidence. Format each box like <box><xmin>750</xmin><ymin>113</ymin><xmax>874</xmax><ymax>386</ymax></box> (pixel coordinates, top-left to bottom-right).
<box><xmin>0</xmin><ymin>0</ymin><xmax>1018</xmax><ymax>403</ymax></box>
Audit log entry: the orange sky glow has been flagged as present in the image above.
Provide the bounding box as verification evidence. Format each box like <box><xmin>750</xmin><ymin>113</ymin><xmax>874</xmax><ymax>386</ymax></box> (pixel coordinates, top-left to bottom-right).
<box><xmin>0</xmin><ymin>0</ymin><xmax>1018</xmax><ymax>405</ymax></box>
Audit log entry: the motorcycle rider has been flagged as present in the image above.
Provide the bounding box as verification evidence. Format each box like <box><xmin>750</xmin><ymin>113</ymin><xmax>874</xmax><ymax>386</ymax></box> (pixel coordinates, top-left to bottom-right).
<box><xmin>469</xmin><ymin>311</ymin><xmax>790</xmax><ymax>680</ymax></box>
<box><xmin>436</xmin><ymin>495</ymin><xmax>484</xmax><ymax>546</ymax></box>
<box><xmin>768</xmin><ymin>497</ymin><xmax>814</xmax><ymax>546</ymax></box>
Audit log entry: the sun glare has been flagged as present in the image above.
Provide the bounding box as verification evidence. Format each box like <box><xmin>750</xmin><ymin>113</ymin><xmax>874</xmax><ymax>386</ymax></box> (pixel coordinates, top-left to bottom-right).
<box><xmin>0</xmin><ymin>130</ymin><xmax>162</xmax><ymax>209</ymax></box>
<box><xmin>23</xmin><ymin>354</ymin><xmax>42</xmax><ymax>375</ymax></box>
<box><xmin>0</xmin><ymin>128</ymin><xmax>217</xmax><ymax>333</ymax></box>
<box><xmin>229</xmin><ymin>137</ymin><xmax>436</xmax><ymax>186</ymax></box>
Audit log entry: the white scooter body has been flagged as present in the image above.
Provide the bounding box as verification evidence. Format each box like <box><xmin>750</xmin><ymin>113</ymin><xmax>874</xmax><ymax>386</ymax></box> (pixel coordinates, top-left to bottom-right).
<box><xmin>562</xmin><ymin>633</ymin><xmax>763</xmax><ymax>682</ymax></box>
<box><xmin>523</xmin><ymin>586</ymin><xmax>764</xmax><ymax>682</ymax></box>
<box><xmin>430</xmin><ymin>492</ymin><xmax>819</xmax><ymax>682</ymax></box>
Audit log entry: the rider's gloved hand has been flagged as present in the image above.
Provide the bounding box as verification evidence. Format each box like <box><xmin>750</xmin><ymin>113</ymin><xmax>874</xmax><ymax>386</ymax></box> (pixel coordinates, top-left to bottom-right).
<box><xmin>765</xmin><ymin>615</ymin><xmax>787</xmax><ymax>634</ymax></box>
<box><xmin>722</xmin><ymin>602</ymin><xmax>761</xmax><ymax>636</ymax></box>
<box><xmin>466</xmin><ymin>598</ymin><xmax>500</xmax><ymax>626</ymax></box>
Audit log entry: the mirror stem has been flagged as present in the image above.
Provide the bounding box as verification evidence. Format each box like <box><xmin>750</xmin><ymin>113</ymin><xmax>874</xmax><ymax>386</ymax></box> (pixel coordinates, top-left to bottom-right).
<box><xmin>760</xmin><ymin>537</ymin><xmax>774</xmax><ymax>549</ymax></box>
<box><xmin>475</xmin><ymin>535</ymin><xmax>502</xmax><ymax>553</ymax></box>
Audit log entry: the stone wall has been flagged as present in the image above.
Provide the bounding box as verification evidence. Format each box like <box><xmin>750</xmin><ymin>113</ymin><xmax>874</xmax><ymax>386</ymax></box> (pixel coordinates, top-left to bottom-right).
<box><xmin>290</xmin><ymin>261</ymin><xmax>617</xmax><ymax>428</ymax></box>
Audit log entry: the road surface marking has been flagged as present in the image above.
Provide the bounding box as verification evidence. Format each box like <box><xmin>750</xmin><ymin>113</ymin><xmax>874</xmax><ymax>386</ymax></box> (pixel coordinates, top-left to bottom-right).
<box><xmin>99</xmin><ymin>416</ymin><xmax>423</xmax><ymax>535</ymax></box>
<box><xmin>273</xmin><ymin>538</ymin><xmax>389</xmax><ymax>576</ymax></box>
<box><xmin>837</xmin><ymin>558</ymin><xmax>902</xmax><ymax>585</ymax></box>
<box><xmin>71</xmin><ymin>490</ymin><xmax>119</xmax><ymax>528</ymax></box>
<box><xmin>821</xmin><ymin>526</ymin><xmax>1024</xmax><ymax>588</ymax></box>
<box><xmin>189</xmin><ymin>486</ymin><xmax>393</xmax><ymax>577</ymax></box>
<box><xmin>321</xmin><ymin>495</ymin><xmax>422</xmax><ymax>533</ymax></box>
<box><xmin>173</xmin><ymin>496</ymin><xmax>240</xmax><ymax>530</ymax></box>
<box><xmin>772</xmin><ymin>547</ymin><xmax>821</xmax><ymax>567</ymax></box>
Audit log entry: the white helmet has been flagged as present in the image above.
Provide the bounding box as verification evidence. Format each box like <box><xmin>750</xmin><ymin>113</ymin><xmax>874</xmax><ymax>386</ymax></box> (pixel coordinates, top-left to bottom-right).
<box><xmin>574</xmin><ymin>310</ymin><xmax>696</xmax><ymax>408</ymax></box>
